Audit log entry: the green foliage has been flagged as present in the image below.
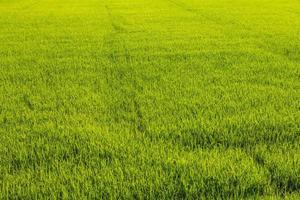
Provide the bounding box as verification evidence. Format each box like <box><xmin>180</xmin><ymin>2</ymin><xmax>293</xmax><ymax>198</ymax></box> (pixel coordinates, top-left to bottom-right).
<box><xmin>0</xmin><ymin>0</ymin><xmax>299</xmax><ymax>199</ymax></box>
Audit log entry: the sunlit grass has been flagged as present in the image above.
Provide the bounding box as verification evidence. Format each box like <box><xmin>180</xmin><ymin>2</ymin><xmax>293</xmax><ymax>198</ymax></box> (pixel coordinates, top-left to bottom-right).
<box><xmin>0</xmin><ymin>0</ymin><xmax>299</xmax><ymax>198</ymax></box>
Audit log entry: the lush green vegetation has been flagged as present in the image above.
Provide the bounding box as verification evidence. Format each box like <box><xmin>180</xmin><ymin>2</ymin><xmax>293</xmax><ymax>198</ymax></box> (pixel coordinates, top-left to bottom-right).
<box><xmin>0</xmin><ymin>0</ymin><xmax>299</xmax><ymax>198</ymax></box>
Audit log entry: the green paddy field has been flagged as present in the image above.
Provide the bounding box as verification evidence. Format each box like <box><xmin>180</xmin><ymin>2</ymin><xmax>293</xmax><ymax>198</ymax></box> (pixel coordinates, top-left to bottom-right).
<box><xmin>0</xmin><ymin>0</ymin><xmax>300</xmax><ymax>198</ymax></box>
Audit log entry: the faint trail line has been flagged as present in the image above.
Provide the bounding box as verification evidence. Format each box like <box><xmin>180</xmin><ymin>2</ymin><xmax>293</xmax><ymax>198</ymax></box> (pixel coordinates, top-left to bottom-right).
<box><xmin>167</xmin><ymin>0</ymin><xmax>195</xmax><ymax>12</ymax></box>
<box><xmin>165</xmin><ymin>0</ymin><xmax>252</xmax><ymax>31</ymax></box>
<box><xmin>245</xmin><ymin>149</ymin><xmax>292</xmax><ymax>197</ymax></box>
<box><xmin>103</xmin><ymin>4</ymin><xmax>146</xmax><ymax>134</ymax></box>
<box><xmin>105</xmin><ymin>4</ymin><xmax>127</xmax><ymax>34</ymax></box>
<box><xmin>166</xmin><ymin>0</ymin><xmax>300</xmax><ymax>64</ymax></box>
<box><xmin>133</xmin><ymin>99</ymin><xmax>146</xmax><ymax>133</ymax></box>
<box><xmin>257</xmin><ymin>38</ymin><xmax>300</xmax><ymax>63</ymax></box>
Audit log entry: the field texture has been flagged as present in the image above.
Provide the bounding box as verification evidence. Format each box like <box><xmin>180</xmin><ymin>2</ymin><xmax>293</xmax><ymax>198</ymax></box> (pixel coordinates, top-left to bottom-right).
<box><xmin>0</xmin><ymin>0</ymin><xmax>300</xmax><ymax>199</ymax></box>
